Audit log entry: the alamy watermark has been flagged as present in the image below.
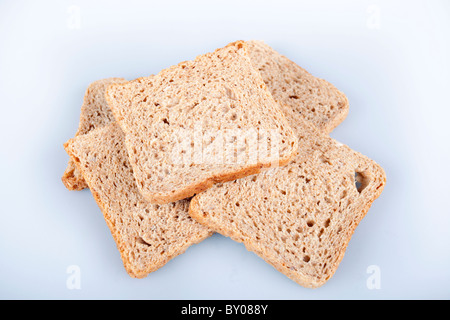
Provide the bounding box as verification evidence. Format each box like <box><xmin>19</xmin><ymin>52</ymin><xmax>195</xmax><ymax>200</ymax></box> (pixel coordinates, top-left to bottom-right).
<box><xmin>67</xmin><ymin>5</ymin><xmax>81</xmax><ymax>30</ymax></box>
<box><xmin>66</xmin><ymin>265</ymin><xmax>81</xmax><ymax>290</ymax></box>
<box><xmin>366</xmin><ymin>264</ymin><xmax>381</xmax><ymax>289</ymax></box>
<box><xmin>169</xmin><ymin>124</ymin><xmax>284</xmax><ymax>168</ymax></box>
<box><xmin>366</xmin><ymin>5</ymin><xmax>381</xmax><ymax>30</ymax></box>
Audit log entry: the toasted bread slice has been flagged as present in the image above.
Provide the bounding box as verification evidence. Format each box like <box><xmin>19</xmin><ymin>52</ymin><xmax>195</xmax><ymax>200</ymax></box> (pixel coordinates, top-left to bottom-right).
<box><xmin>62</xmin><ymin>77</ymin><xmax>127</xmax><ymax>190</ymax></box>
<box><xmin>189</xmin><ymin>118</ymin><xmax>386</xmax><ymax>288</ymax></box>
<box><xmin>246</xmin><ymin>41</ymin><xmax>349</xmax><ymax>133</ymax></box>
<box><xmin>64</xmin><ymin>123</ymin><xmax>212</xmax><ymax>278</ymax></box>
<box><xmin>106</xmin><ymin>41</ymin><xmax>298</xmax><ymax>204</ymax></box>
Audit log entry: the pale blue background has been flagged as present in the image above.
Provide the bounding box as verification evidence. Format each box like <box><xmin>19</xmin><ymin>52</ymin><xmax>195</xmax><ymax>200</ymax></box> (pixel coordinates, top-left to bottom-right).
<box><xmin>0</xmin><ymin>0</ymin><xmax>449</xmax><ymax>299</ymax></box>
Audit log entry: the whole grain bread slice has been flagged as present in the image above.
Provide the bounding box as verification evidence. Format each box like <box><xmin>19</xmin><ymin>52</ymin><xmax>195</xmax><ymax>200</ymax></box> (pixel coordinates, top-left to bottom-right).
<box><xmin>246</xmin><ymin>40</ymin><xmax>349</xmax><ymax>134</ymax></box>
<box><xmin>106</xmin><ymin>41</ymin><xmax>298</xmax><ymax>204</ymax></box>
<box><xmin>62</xmin><ymin>77</ymin><xmax>127</xmax><ymax>190</ymax></box>
<box><xmin>64</xmin><ymin>123</ymin><xmax>212</xmax><ymax>278</ymax></box>
<box><xmin>189</xmin><ymin>118</ymin><xmax>386</xmax><ymax>288</ymax></box>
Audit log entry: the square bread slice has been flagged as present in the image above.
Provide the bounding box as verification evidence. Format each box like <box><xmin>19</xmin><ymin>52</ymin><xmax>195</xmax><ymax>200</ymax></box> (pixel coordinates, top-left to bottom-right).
<box><xmin>106</xmin><ymin>40</ymin><xmax>298</xmax><ymax>204</ymax></box>
<box><xmin>64</xmin><ymin>123</ymin><xmax>213</xmax><ymax>278</ymax></box>
<box><xmin>189</xmin><ymin>118</ymin><xmax>386</xmax><ymax>288</ymax></box>
<box><xmin>246</xmin><ymin>40</ymin><xmax>349</xmax><ymax>133</ymax></box>
<box><xmin>62</xmin><ymin>77</ymin><xmax>127</xmax><ymax>190</ymax></box>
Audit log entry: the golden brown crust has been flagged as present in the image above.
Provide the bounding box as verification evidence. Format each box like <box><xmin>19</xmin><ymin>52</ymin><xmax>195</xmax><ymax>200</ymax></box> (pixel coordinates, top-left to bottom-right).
<box><xmin>189</xmin><ymin>196</ymin><xmax>318</xmax><ymax>288</ymax></box>
<box><xmin>106</xmin><ymin>41</ymin><xmax>298</xmax><ymax>204</ymax></box>
<box><xmin>64</xmin><ymin>140</ymin><xmax>133</xmax><ymax>276</ymax></box>
<box><xmin>146</xmin><ymin>138</ymin><xmax>298</xmax><ymax>204</ymax></box>
<box><xmin>61</xmin><ymin>77</ymin><xmax>127</xmax><ymax>191</ymax></box>
<box><xmin>61</xmin><ymin>159</ymin><xmax>88</xmax><ymax>190</ymax></box>
<box><xmin>63</xmin><ymin>125</ymin><xmax>213</xmax><ymax>278</ymax></box>
<box><xmin>322</xmin><ymin>91</ymin><xmax>349</xmax><ymax>134</ymax></box>
<box><xmin>246</xmin><ymin>40</ymin><xmax>349</xmax><ymax>134</ymax></box>
<box><xmin>188</xmin><ymin>118</ymin><xmax>386</xmax><ymax>288</ymax></box>
<box><xmin>189</xmin><ymin>167</ymin><xmax>385</xmax><ymax>288</ymax></box>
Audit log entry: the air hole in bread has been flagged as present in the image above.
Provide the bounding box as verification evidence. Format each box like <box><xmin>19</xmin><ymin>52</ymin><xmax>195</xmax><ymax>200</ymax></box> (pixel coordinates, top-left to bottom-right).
<box><xmin>355</xmin><ymin>171</ymin><xmax>370</xmax><ymax>193</ymax></box>
<box><xmin>318</xmin><ymin>228</ymin><xmax>324</xmax><ymax>238</ymax></box>
<box><xmin>136</xmin><ymin>236</ymin><xmax>151</xmax><ymax>247</ymax></box>
<box><xmin>320</xmin><ymin>156</ymin><xmax>332</xmax><ymax>165</ymax></box>
<box><xmin>72</xmin><ymin>156</ymin><xmax>80</xmax><ymax>163</ymax></box>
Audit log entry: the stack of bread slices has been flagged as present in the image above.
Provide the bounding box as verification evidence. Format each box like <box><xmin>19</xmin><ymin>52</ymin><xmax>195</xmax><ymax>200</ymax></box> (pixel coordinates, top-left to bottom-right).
<box><xmin>62</xmin><ymin>40</ymin><xmax>385</xmax><ymax>288</ymax></box>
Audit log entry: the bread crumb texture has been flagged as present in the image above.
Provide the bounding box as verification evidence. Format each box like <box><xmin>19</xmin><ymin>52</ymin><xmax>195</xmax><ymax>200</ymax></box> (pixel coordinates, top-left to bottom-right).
<box><xmin>64</xmin><ymin>123</ymin><xmax>212</xmax><ymax>278</ymax></box>
<box><xmin>106</xmin><ymin>41</ymin><xmax>298</xmax><ymax>204</ymax></box>
<box><xmin>246</xmin><ymin>40</ymin><xmax>349</xmax><ymax>134</ymax></box>
<box><xmin>62</xmin><ymin>78</ymin><xmax>127</xmax><ymax>190</ymax></box>
<box><xmin>190</xmin><ymin>119</ymin><xmax>385</xmax><ymax>288</ymax></box>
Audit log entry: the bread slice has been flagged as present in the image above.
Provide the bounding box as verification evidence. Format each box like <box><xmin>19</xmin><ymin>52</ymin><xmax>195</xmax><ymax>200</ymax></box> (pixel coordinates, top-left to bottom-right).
<box><xmin>106</xmin><ymin>41</ymin><xmax>298</xmax><ymax>204</ymax></box>
<box><xmin>64</xmin><ymin>123</ymin><xmax>212</xmax><ymax>278</ymax></box>
<box><xmin>189</xmin><ymin>118</ymin><xmax>386</xmax><ymax>288</ymax></box>
<box><xmin>246</xmin><ymin>40</ymin><xmax>349</xmax><ymax>134</ymax></box>
<box><xmin>62</xmin><ymin>77</ymin><xmax>127</xmax><ymax>190</ymax></box>
<box><xmin>63</xmin><ymin>41</ymin><xmax>346</xmax><ymax>191</ymax></box>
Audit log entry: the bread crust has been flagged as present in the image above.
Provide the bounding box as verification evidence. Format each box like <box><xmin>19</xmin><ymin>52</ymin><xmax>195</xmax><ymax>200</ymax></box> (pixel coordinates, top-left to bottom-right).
<box><xmin>246</xmin><ymin>40</ymin><xmax>349</xmax><ymax>134</ymax></box>
<box><xmin>64</xmin><ymin>125</ymin><xmax>213</xmax><ymax>278</ymax></box>
<box><xmin>62</xmin><ymin>77</ymin><xmax>127</xmax><ymax>190</ymax></box>
<box><xmin>145</xmin><ymin>139</ymin><xmax>298</xmax><ymax>204</ymax></box>
<box><xmin>188</xmin><ymin>118</ymin><xmax>386</xmax><ymax>288</ymax></box>
<box><xmin>106</xmin><ymin>41</ymin><xmax>299</xmax><ymax>204</ymax></box>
